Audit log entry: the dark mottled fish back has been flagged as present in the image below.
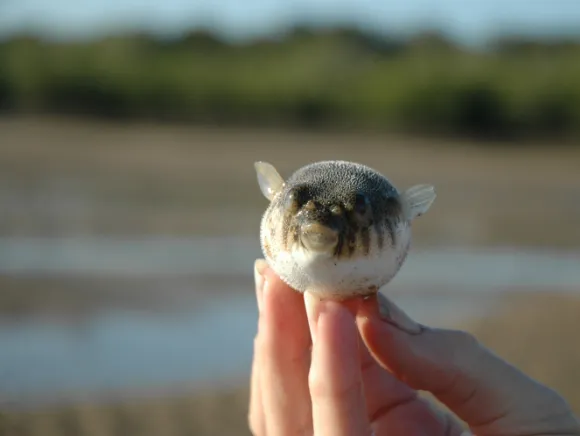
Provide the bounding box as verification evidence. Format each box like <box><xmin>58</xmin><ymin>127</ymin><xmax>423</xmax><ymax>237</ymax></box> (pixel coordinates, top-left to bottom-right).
<box><xmin>284</xmin><ymin>160</ymin><xmax>399</xmax><ymax>206</ymax></box>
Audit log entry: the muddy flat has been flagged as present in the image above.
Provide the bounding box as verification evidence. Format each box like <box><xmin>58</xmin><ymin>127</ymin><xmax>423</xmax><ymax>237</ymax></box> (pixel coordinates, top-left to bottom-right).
<box><xmin>1</xmin><ymin>116</ymin><xmax>579</xmax><ymax>247</ymax></box>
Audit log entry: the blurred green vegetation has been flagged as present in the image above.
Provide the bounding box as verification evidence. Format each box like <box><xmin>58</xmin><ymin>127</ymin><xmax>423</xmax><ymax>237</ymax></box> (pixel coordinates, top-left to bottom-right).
<box><xmin>1</xmin><ymin>28</ymin><xmax>580</xmax><ymax>140</ymax></box>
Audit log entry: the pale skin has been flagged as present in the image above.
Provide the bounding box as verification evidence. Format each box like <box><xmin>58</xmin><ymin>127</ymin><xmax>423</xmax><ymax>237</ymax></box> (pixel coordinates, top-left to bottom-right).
<box><xmin>249</xmin><ymin>259</ymin><xmax>580</xmax><ymax>436</ymax></box>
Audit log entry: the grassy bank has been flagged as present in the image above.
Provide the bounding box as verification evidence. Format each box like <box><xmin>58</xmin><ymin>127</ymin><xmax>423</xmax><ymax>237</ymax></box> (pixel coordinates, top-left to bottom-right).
<box><xmin>1</xmin><ymin>29</ymin><xmax>580</xmax><ymax>141</ymax></box>
<box><xmin>1</xmin><ymin>292</ymin><xmax>579</xmax><ymax>436</ymax></box>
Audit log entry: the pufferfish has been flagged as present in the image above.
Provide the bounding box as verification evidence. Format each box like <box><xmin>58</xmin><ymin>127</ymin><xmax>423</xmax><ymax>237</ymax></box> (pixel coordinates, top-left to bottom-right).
<box><xmin>255</xmin><ymin>160</ymin><xmax>436</xmax><ymax>300</ymax></box>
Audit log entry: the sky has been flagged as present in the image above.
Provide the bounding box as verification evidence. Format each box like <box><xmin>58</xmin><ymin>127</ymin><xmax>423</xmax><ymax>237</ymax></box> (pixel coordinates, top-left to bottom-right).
<box><xmin>0</xmin><ymin>0</ymin><xmax>579</xmax><ymax>45</ymax></box>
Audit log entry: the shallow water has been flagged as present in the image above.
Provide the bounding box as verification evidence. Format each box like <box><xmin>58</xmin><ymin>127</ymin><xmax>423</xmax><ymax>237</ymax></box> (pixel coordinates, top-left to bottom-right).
<box><xmin>0</xmin><ymin>295</ymin><xmax>258</xmax><ymax>406</ymax></box>
<box><xmin>1</xmin><ymin>237</ymin><xmax>580</xmax><ymax>407</ymax></box>
<box><xmin>2</xmin><ymin>236</ymin><xmax>580</xmax><ymax>289</ymax></box>
<box><xmin>0</xmin><ymin>291</ymin><xmax>497</xmax><ymax>408</ymax></box>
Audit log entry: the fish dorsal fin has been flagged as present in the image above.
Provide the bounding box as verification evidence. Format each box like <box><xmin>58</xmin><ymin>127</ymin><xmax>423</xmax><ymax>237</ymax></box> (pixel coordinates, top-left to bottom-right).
<box><xmin>254</xmin><ymin>161</ymin><xmax>285</xmax><ymax>201</ymax></box>
<box><xmin>401</xmin><ymin>184</ymin><xmax>436</xmax><ymax>221</ymax></box>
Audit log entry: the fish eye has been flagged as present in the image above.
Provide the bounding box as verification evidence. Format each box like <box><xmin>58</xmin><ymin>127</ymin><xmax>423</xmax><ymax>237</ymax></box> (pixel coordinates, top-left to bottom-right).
<box><xmin>330</xmin><ymin>204</ymin><xmax>342</xmax><ymax>215</ymax></box>
<box><xmin>285</xmin><ymin>186</ymin><xmax>309</xmax><ymax>211</ymax></box>
<box><xmin>354</xmin><ymin>193</ymin><xmax>369</xmax><ymax>215</ymax></box>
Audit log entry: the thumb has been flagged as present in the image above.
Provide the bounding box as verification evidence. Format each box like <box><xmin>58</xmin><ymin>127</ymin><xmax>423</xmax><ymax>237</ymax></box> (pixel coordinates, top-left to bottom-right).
<box><xmin>357</xmin><ymin>293</ymin><xmax>580</xmax><ymax>436</ymax></box>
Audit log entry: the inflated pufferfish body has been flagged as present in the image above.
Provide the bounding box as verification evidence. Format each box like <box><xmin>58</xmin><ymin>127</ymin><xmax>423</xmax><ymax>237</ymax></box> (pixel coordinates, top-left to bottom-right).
<box><xmin>255</xmin><ymin>160</ymin><xmax>436</xmax><ymax>299</ymax></box>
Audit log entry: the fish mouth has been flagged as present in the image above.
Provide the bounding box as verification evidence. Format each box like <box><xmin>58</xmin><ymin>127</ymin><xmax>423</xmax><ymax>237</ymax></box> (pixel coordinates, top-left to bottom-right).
<box><xmin>300</xmin><ymin>222</ymin><xmax>339</xmax><ymax>254</ymax></box>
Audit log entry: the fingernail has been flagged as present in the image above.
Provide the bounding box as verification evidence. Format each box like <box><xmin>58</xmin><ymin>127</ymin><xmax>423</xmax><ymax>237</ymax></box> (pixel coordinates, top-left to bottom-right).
<box><xmin>254</xmin><ymin>259</ymin><xmax>268</xmax><ymax>312</ymax></box>
<box><xmin>304</xmin><ymin>291</ymin><xmax>323</xmax><ymax>343</ymax></box>
<box><xmin>460</xmin><ymin>431</ymin><xmax>474</xmax><ymax>436</ymax></box>
<box><xmin>377</xmin><ymin>292</ymin><xmax>422</xmax><ymax>335</ymax></box>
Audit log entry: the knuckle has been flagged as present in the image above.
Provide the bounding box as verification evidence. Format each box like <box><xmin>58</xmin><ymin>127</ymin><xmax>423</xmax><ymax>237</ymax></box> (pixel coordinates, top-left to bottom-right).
<box><xmin>448</xmin><ymin>329</ymin><xmax>479</xmax><ymax>350</ymax></box>
<box><xmin>443</xmin><ymin>329</ymin><xmax>483</xmax><ymax>367</ymax></box>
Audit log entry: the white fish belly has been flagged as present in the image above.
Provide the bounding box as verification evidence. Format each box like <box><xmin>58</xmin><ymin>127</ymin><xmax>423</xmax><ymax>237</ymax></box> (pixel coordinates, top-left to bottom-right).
<box><xmin>264</xmin><ymin>221</ymin><xmax>412</xmax><ymax>299</ymax></box>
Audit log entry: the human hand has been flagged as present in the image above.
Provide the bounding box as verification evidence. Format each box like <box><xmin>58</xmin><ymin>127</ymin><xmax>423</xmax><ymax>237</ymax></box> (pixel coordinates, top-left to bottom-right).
<box><xmin>248</xmin><ymin>259</ymin><xmax>580</xmax><ymax>436</ymax></box>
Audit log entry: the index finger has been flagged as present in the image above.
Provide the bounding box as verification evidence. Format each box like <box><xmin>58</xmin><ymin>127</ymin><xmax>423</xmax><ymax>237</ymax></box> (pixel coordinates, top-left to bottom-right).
<box><xmin>258</xmin><ymin>265</ymin><xmax>313</xmax><ymax>435</ymax></box>
<box><xmin>357</xmin><ymin>294</ymin><xmax>580</xmax><ymax>435</ymax></box>
<box><xmin>305</xmin><ymin>293</ymin><xmax>372</xmax><ymax>436</ymax></box>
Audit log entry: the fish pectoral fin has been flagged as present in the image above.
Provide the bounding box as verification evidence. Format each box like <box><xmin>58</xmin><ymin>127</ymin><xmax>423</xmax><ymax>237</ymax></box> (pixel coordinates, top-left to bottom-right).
<box><xmin>254</xmin><ymin>161</ymin><xmax>285</xmax><ymax>201</ymax></box>
<box><xmin>401</xmin><ymin>184</ymin><xmax>436</xmax><ymax>221</ymax></box>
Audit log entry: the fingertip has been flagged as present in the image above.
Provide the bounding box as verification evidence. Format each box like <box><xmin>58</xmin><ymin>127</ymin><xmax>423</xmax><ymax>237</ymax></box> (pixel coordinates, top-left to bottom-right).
<box><xmin>255</xmin><ymin>271</ymin><xmax>314</xmax><ymax>435</ymax></box>
<box><xmin>254</xmin><ymin>259</ymin><xmax>269</xmax><ymax>312</ymax></box>
<box><xmin>261</xmin><ymin>269</ymin><xmax>299</xmax><ymax>308</ymax></box>
<box><xmin>309</xmin><ymin>299</ymin><xmax>369</xmax><ymax>435</ymax></box>
<box><xmin>356</xmin><ymin>315</ymin><xmax>398</xmax><ymax>369</ymax></box>
<box><xmin>317</xmin><ymin>299</ymin><xmax>357</xmax><ymax>342</ymax></box>
<box><xmin>358</xmin><ymin>292</ymin><xmax>422</xmax><ymax>335</ymax></box>
<box><xmin>304</xmin><ymin>292</ymin><xmax>323</xmax><ymax>343</ymax></box>
<box><xmin>310</xmin><ymin>299</ymin><xmax>360</xmax><ymax>394</ymax></box>
<box><xmin>259</xmin><ymin>268</ymin><xmax>309</xmax><ymax>346</ymax></box>
<box><xmin>254</xmin><ymin>258</ymin><xmax>269</xmax><ymax>277</ymax></box>
<box><xmin>356</xmin><ymin>307</ymin><xmax>398</xmax><ymax>345</ymax></box>
<box><xmin>304</xmin><ymin>294</ymin><xmax>362</xmax><ymax>342</ymax></box>
<box><xmin>262</xmin><ymin>267</ymin><xmax>297</xmax><ymax>296</ymax></box>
